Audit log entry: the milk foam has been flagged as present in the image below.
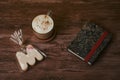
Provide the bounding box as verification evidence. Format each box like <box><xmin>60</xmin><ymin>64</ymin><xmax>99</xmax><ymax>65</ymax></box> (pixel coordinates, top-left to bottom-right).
<box><xmin>32</xmin><ymin>15</ymin><xmax>54</xmax><ymax>34</ymax></box>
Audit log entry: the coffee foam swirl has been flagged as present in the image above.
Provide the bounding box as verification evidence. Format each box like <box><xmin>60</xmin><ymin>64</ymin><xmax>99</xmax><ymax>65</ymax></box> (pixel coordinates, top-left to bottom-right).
<box><xmin>32</xmin><ymin>15</ymin><xmax>54</xmax><ymax>34</ymax></box>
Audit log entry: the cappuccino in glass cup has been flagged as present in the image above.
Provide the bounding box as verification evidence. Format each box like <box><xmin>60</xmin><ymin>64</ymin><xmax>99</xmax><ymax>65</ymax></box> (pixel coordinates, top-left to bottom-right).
<box><xmin>32</xmin><ymin>14</ymin><xmax>55</xmax><ymax>40</ymax></box>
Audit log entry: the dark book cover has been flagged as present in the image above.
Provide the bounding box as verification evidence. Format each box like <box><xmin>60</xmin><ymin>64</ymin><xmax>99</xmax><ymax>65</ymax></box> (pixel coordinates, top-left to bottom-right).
<box><xmin>67</xmin><ymin>23</ymin><xmax>112</xmax><ymax>65</ymax></box>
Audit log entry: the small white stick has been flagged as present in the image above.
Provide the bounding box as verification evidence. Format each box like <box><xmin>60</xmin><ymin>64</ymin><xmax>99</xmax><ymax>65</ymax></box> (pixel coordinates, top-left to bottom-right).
<box><xmin>10</xmin><ymin>37</ymin><xmax>18</xmax><ymax>44</ymax></box>
<box><xmin>39</xmin><ymin>50</ymin><xmax>47</xmax><ymax>57</ymax></box>
<box><xmin>47</xmin><ymin>10</ymin><xmax>52</xmax><ymax>16</ymax></box>
<box><xmin>11</xmin><ymin>34</ymin><xmax>16</xmax><ymax>40</ymax></box>
<box><xmin>19</xmin><ymin>29</ymin><xmax>23</xmax><ymax>42</ymax></box>
<box><xmin>14</xmin><ymin>31</ymin><xmax>18</xmax><ymax>38</ymax></box>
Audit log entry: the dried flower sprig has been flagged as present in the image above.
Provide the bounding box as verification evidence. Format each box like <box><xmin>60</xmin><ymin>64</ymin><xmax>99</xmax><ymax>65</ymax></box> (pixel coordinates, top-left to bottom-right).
<box><xmin>10</xmin><ymin>29</ymin><xmax>23</xmax><ymax>46</ymax></box>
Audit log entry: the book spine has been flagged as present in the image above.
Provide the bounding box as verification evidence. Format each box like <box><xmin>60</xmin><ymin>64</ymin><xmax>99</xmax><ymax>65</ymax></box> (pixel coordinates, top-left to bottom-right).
<box><xmin>84</xmin><ymin>31</ymin><xmax>109</xmax><ymax>63</ymax></box>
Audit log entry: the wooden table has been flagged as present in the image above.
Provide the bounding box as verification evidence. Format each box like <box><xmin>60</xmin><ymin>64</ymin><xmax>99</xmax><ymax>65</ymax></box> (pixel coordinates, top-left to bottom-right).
<box><xmin>0</xmin><ymin>0</ymin><xmax>120</xmax><ymax>80</ymax></box>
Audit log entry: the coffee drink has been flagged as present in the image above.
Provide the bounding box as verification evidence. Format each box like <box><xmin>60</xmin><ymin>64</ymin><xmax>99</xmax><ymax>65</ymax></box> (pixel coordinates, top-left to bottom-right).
<box><xmin>32</xmin><ymin>14</ymin><xmax>55</xmax><ymax>40</ymax></box>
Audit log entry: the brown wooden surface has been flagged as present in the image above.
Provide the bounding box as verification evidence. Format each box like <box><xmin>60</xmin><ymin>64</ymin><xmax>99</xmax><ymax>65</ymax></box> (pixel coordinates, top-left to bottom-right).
<box><xmin>0</xmin><ymin>0</ymin><xmax>120</xmax><ymax>80</ymax></box>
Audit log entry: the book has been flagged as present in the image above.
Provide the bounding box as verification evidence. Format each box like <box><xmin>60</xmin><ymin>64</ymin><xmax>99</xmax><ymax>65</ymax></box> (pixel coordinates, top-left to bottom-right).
<box><xmin>67</xmin><ymin>23</ymin><xmax>112</xmax><ymax>65</ymax></box>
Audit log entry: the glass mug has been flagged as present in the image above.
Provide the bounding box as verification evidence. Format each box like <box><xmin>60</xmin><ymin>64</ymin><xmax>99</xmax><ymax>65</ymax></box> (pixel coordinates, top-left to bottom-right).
<box><xmin>32</xmin><ymin>11</ymin><xmax>55</xmax><ymax>42</ymax></box>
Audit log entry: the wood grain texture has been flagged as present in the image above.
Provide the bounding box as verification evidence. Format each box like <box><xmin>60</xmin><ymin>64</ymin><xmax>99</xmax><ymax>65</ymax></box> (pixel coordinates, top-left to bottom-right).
<box><xmin>0</xmin><ymin>0</ymin><xmax>120</xmax><ymax>80</ymax></box>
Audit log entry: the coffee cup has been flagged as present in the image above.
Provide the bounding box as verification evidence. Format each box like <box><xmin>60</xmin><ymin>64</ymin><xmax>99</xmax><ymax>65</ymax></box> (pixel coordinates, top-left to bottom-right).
<box><xmin>32</xmin><ymin>12</ymin><xmax>55</xmax><ymax>41</ymax></box>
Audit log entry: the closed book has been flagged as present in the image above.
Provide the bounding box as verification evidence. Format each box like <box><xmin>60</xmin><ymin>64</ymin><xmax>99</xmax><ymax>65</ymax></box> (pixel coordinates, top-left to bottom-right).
<box><xmin>67</xmin><ymin>23</ymin><xmax>112</xmax><ymax>65</ymax></box>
